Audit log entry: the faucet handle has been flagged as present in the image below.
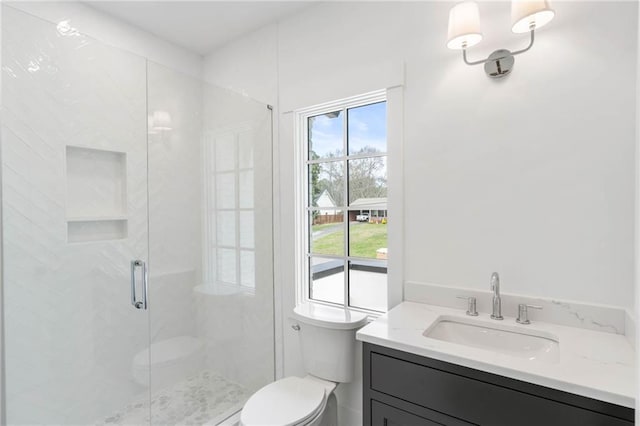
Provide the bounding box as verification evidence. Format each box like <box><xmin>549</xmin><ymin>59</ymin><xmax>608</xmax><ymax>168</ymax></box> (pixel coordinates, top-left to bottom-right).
<box><xmin>490</xmin><ymin>272</ymin><xmax>500</xmax><ymax>292</ymax></box>
<box><xmin>516</xmin><ymin>303</ymin><xmax>542</xmax><ymax>325</ymax></box>
<box><xmin>456</xmin><ymin>296</ymin><xmax>479</xmax><ymax>316</ymax></box>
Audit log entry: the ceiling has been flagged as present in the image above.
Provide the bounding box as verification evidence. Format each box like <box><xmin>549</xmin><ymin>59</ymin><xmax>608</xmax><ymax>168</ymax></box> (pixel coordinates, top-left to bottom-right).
<box><xmin>87</xmin><ymin>1</ymin><xmax>312</xmax><ymax>55</ymax></box>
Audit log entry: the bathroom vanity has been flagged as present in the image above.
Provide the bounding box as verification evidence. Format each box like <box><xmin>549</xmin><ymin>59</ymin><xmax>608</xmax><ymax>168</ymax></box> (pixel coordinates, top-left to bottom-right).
<box><xmin>363</xmin><ymin>343</ymin><xmax>633</xmax><ymax>425</ymax></box>
<box><xmin>357</xmin><ymin>302</ymin><xmax>636</xmax><ymax>426</ymax></box>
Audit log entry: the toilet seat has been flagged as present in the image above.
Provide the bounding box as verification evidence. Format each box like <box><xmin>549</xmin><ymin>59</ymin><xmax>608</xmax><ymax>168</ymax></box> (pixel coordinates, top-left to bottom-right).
<box><xmin>240</xmin><ymin>377</ymin><xmax>328</xmax><ymax>426</ymax></box>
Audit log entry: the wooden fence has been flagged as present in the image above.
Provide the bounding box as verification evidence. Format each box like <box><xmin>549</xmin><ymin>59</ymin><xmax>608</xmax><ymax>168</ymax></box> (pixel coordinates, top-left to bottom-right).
<box><xmin>313</xmin><ymin>214</ymin><xmax>343</xmax><ymax>225</ymax></box>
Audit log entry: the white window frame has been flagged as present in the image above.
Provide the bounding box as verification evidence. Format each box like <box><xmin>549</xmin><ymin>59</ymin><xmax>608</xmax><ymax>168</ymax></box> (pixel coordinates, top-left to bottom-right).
<box><xmin>204</xmin><ymin>124</ymin><xmax>257</xmax><ymax>293</ymax></box>
<box><xmin>294</xmin><ymin>90</ymin><xmax>388</xmax><ymax>315</ymax></box>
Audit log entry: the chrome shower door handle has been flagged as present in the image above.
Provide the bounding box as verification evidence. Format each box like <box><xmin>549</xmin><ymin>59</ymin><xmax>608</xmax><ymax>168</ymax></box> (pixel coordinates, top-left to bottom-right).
<box><xmin>130</xmin><ymin>260</ymin><xmax>138</xmax><ymax>308</ymax></box>
<box><xmin>141</xmin><ymin>260</ymin><xmax>148</xmax><ymax>310</ymax></box>
<box><xmin>130</xmin><ymin>260</ymin><xmax>148</xmax><ymax>310</ymax></box>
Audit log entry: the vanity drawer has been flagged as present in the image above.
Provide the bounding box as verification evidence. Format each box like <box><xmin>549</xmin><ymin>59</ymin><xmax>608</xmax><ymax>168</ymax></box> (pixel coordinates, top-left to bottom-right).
<box><xmin>369</xmin><ymin>350</ymin><xmax>633</xmax><ymax>426</ymax></box>
<box><xmin>371</xmin><ymin>400</ymin><xmax>466</xmax><ymax>426</ymax></box>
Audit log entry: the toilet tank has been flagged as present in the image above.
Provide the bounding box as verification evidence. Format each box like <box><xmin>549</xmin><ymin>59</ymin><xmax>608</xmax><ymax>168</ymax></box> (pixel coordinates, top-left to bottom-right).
<box><xmin>291</xmin><ymin>304</ymin><xmax>368</xmax><ymax>383</ymax></box>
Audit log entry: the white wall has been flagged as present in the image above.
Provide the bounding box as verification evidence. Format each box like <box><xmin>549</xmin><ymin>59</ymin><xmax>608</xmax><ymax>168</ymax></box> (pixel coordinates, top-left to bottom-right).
<box><xmin>636</xmin><ymin>0</ymin><xmax>640</xmax><ymax>421</ymax></box>
<box><xmin>0</xmin><ymin>2</ymin><xmax>4</xmax><ymax>423</ymax></box>
<box><xmin>204</xmin><ymin>1</ymin><xmax>638</xmax><ymax>423</ymax></box>
<box><xmin>6</xmin><ymin>1</ymin><xmax>202</xmax><ymax>78</ymax></box>
<box><xmin>406</xmin><ymin>2</ymin><xmax>636</xmax><ymax>309</ymax></box>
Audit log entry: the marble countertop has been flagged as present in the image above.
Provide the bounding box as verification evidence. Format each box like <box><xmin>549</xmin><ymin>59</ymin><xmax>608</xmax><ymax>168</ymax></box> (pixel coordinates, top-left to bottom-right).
<box><xmin>356</xmin><ymin>301</ymin><xmax>636</xmax><ymax>408</ymax></box>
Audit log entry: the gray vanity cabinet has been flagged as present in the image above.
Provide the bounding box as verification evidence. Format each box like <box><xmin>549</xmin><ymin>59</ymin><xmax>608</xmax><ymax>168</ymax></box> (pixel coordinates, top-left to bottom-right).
<box><xmin>371</xmin><ymin>400</ymin><xmax>473</xmax><ymax>426</ymax></box>
<box><xmin>363</xmin><ymin>343</ymin><xmax>635</xmax><ymax>426</ymax></box>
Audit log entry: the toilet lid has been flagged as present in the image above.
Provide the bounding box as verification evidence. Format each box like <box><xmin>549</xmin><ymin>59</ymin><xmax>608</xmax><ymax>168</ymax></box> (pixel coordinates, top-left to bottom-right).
<box><xmin>133</xmin><ymin>336</ymin><xmax>203</xmax><ymax>368</ymax></box>
<box><xmin>241</xmin><ymin>377</ymin><xmax>327</xmax><ymax>426</ymax></box>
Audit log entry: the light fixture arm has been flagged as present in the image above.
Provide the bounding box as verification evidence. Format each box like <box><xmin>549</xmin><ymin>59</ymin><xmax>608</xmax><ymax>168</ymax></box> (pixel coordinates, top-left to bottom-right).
<box><xmin>462</xmin><ymin>29</ymin><xmax>535</xmax><ymax>66</ymax></box>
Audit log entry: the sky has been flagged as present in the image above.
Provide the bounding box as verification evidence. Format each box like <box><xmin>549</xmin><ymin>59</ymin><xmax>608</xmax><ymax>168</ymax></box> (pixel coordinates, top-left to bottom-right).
<box><xmin>309</xmin><ymin>101</ymin><xmax>387</xmax><ymax>159</ymax></box>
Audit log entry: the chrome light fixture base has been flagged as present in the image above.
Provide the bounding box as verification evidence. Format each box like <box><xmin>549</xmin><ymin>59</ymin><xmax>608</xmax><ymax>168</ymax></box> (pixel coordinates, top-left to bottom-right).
<box><xmin>461</xmin><ymin>29</ymin><xmax>535</xmax><ymax>79</ymax></box>
<box><xmin>484</xmin><ymin>49</ymin><xmax>515</xmax><ymax>78</ymax></box>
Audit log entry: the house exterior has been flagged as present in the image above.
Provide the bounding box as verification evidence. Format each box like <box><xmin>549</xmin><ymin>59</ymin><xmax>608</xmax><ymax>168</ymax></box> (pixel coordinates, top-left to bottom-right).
<box><xmin>313</xmin><ymin>190</ymin><xmax>342</xmax><ymax>225</ymax></box>
<box><xmin>315</xmin><ymin>189</ymin><xmax>339</xmax><ymax>214</ymax></box>
<box><xmin>349</xmin><ymin>197</ymin><xmax>388</xmax><ymax>223</ymax></box>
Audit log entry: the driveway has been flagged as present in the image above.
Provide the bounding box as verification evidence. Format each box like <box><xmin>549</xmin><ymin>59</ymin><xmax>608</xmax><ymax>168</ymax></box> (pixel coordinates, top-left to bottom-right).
<box><xmin>312</xmin><ymin>221</ymin><xmax>367</xmax><ymax>239</ymax></box>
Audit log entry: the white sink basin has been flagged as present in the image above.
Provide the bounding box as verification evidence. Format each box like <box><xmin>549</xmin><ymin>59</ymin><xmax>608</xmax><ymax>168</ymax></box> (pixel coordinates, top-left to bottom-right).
<box><xmin>423</xmin><ymin>316</ymin><xmax>560</xmax><ymax>363</ymax></box>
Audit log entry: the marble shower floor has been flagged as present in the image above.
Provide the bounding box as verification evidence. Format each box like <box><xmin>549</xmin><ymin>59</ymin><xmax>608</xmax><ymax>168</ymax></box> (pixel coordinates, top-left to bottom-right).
<box><xmin>98</xmin><ymin>370</ymin><xmax>251</xmax><ymax>426</ymax></box>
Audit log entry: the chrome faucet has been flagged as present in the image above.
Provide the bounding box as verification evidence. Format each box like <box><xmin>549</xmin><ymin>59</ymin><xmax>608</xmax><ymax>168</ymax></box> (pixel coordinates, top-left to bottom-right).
<box><xmin>490</xmin><ymin>272</ymin><xmax>503</xmax><ymax>320</ymax></box>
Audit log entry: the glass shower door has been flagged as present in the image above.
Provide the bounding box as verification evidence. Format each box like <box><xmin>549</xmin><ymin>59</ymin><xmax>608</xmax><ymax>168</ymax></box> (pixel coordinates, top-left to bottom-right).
<box><xmin>2</xmin><ymin>5</ymin><xmax>152</xmax><ymax>424</ymax></box>
<box><xmin>2</xmin><ymin>5</ymin><xmax>276</xmax><ymax>424</ymax></box>
<box><xmin>146</xmin><ymin>63</ymin><xmax>275</xmax><ymax>425</ymax></box>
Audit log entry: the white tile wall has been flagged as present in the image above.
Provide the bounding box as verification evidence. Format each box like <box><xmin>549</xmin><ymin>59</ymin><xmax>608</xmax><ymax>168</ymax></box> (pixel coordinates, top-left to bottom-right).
<box><xmin>2</xmin><ymin>6</ymin><xmax>276</xmax><ymax>424</ymax></box>
<box><xmin>2</xmin><ymin>6</ymin><xmax>149</xmax><ymax>423</ymax></box>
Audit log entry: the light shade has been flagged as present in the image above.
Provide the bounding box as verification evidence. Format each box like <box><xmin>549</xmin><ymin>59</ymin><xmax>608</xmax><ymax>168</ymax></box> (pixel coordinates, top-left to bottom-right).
<box><xmin>152</xmin><ymin>110</ymin><xmax>172</xmax><ymax>131</ymax></box>
<box><xmin>511</xmin><ymin>0</ymin><xmax>555</xmax><ymax>33</ymax></box>
<box><xmin>147</xmin><ymin>115</ymin><xmax>158</xmax><ymax>135</ymax></box>
<box><xmin>447</xmin><ymin>2</ymin><xmax>483</xmax><ymax>50</ymax></box>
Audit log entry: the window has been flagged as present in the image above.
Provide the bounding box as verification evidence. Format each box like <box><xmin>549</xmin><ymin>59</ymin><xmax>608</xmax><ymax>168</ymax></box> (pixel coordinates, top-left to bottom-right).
<box><xmin>299</xmin><ymin>92</ymin><xmax>388</xmax><ymax>313</ymax></box>
<box><xmin>205</xmin><ymin>126</ymin><xmax>256</xmax><ymax>290</ymax></box>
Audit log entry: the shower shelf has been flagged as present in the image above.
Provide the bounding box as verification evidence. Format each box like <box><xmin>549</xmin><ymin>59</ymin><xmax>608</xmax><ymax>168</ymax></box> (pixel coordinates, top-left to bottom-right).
<box><xmin>67</xmin><ymin>218</ymin><xmax>128</xmax><ymax>243</ymax></box>
<box><xmin>66</xmin><ymin>216</ymin><xmax>127</xmax><ymax>223</ymax></box>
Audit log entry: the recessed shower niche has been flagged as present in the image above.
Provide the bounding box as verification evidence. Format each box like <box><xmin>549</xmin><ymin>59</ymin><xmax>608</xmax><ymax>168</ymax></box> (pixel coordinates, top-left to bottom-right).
<box><xmin>65</xmin><ymin>145</ymin><xmax>128</xmax><ymax>242</ymax></box>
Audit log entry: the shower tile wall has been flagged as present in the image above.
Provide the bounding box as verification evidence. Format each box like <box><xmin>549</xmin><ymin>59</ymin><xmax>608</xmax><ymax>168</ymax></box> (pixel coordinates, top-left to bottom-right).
<box><xmin>2</xmin><ymin>6</ymin><xmax>149</xmax><ymax>424</ymax></box>
<box><xmin>147</xmin><ymin>62</ymin><xmax>202</xmax><ymax>351</ymax></box>
<box><xmin>147</xmin><ymin>62</ymin><xmax>204</xmax><ymax>402</ymax></box>
<box><xmin>2</xmin><ymin>5</ymin><xmax>275</xmax><ymax>424</ymax></box>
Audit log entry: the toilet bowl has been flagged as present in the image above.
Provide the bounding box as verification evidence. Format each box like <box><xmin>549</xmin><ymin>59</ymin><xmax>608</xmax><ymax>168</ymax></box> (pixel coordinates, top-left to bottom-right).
<box><xmin>240</xmin><ymin>304</ymin><xmax>367</xmax><ymax>426</ymax></box>
<box><xmin>132</xmin><ymin>335</ymin><xmax>205</xmax><ymax>389</ymax></box>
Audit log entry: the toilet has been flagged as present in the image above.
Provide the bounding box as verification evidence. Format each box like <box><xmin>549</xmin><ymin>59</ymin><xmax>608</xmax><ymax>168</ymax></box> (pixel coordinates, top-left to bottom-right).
<box><xmin>240</xmin><ymin>304</ymin><xmax>368</xmax><ymax>426</ymax></box>
<box><xmin>132</xmin><ymin>335</ymin><xmax>205</xmax><ymax>389</ymax></box>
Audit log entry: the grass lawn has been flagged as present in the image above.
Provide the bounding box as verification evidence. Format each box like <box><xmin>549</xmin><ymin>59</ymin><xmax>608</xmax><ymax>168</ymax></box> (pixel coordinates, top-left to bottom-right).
<box><xmin>312</xmin><ymin>223</ymin><xmax>387</xmax><ymax>258</ymax></box>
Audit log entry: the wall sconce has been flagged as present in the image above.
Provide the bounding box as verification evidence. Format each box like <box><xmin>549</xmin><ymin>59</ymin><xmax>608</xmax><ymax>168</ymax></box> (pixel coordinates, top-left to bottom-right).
<box><xmin>147</xmin><ymin>116</ymin><xmax>158</xmax><ymax>135</ymax></box>
<box><xmin>151</xmin><ymin>110</ymin><xmax>173</xmax><ymax>131</ymax></box>
<box><xmin>447</xmin><ymin>0</ymin><xmax>555</xmax><ymax>78</ymax></box>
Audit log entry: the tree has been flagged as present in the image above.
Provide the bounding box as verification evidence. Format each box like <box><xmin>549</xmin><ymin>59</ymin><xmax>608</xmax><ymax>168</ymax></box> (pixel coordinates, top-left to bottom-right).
<box><xmin>347</xmin><ymin>146</ymin><xmax>387</xmax><ymax>203</ymax></box>
<box><xmin>309</xmin><ymin>150</ymin><xmax>321</xmax><ymax>222</ymax></box>
<box><xmin>308</xmin><ymin>113</ymin><xmax>387</xmax><ymax>210</ymax></box>
<box><xmin>309</xmin><ymin>150</ymin><xmax>321</xmax><ymax>203</ymax></box>
<box><xmin>313</xmin><ymin>147</ymin><xmax>386</xmax><ymax>206</ymax></box>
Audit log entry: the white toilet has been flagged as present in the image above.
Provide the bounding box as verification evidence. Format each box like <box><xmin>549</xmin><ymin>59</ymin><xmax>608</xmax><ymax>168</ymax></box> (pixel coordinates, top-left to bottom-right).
<box><xmin>240</xmin><ymin>304</ymin><xmax>368</xmax><ymax>426</ymax></box>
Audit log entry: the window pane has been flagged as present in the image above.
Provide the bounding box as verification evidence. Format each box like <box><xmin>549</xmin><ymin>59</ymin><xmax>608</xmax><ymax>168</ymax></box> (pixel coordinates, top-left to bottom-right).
<box><xmin>239</xmin><ymin>170</ymin><xmax>254</xmax><ymax>208</ymax></box>
<box><xmin>239</xmin><ymin>211</ymin><xmax>254</xmax><ymax>249</ymax></box>
<box><xmin>309</xmin><ymin>161</ymin><xmax>343</xmax><ymax>207</ymax></box>
<box><xmin>217</xmin><ymin>248</ymin><xmax>236</xmax><ymax>284</ymax></box>
<box><xmin>348</xmin><ymin>219</ymin><xmax>387</xmax><ymax>259</ymax></box>
<box><xmin>216</xmin><ymin>172</ymin><xmax>235</xmax><ymax>209</ymax></box>
<box><xmin>310</xmin><ymin>256</ymin><xmax>344</xmax><ymax>305</ymax></box>
<box><xmin>348</xmin><ymin>101</ymin><xmax>386</xmax><ymax>155</ymax></box>
<box><xmin>216</xmin><ymin>211</ymin><xmax>236</xmax><ymax>247</ymax></box>
<box><xmin>310</xmin><ymin>211</ymin><xmax>344</xmax><ymax>256</ymax></box>
<box><xmin>240</xmin><ymin>250</ymin><xmax>255</xmax><ymax>288</ymax></box>
<box><xmin>348</xmin><ymin>157</ymin><xmax>387</xmax><ymax>204</ymax></box>
<box><xmin>308</xmin><ymin>111</ymin><xmax>343</xmax><ymax>160</ymax></box>
<box><xmin>348</xmin><ymin>260</ymin><xmax>387</xmax><ymax>312</ymax></box>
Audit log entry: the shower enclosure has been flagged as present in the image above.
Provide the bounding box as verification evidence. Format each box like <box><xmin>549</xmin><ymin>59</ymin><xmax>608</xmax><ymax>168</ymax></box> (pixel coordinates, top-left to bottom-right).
<box><xmin>1</xmin><ymin>5</ymin><xmax>275</xmax><ymax>424</ymax></box>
